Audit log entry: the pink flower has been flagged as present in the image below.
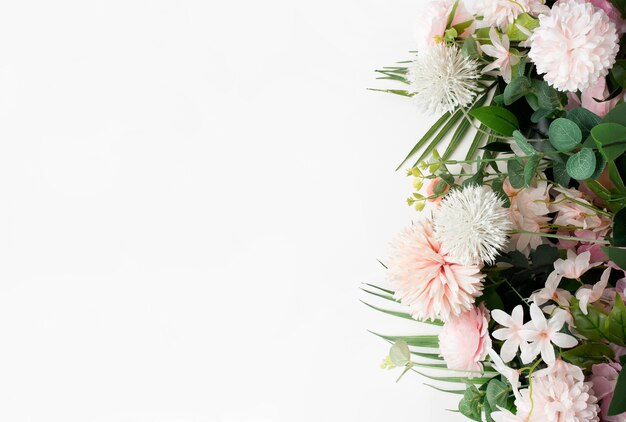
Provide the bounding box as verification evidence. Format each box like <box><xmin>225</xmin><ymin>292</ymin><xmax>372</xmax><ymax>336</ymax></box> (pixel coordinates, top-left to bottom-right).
<box><xmin>439</xmin><ymin>304</ymin><xmax>491</xmax><ymax>375</ymax></box>
<box><xmin>531</xmin><ymin>270</ymin><xmax>572</xmax><ymax>307</ymax></box>
<box><xmin>388</xmin><ymin>219</ymin><xmax>486</xmax><ymax>322</ymax></box>
<box><xmin>550</xmin><ymin>187</ymin><xmax>606</xmax><ymax>230</ymax></box>
<box><xmin>592</xmin><ymin>362</ymin><xmax>626</xmax><ymax>421</ymax></box>
<box><xmin>555</xmin><ymin>250</ymin><xmax>601</xmax><ymax>279</ymax></box>
<box><xmin>469</xmin><ymin>0</ymin><xmax>548</xmax><ymax>29</ymax></box>
<box><xmin>582</xmin><ymin>77</ymin><xmax>624</xmax><ymax>118</ymax></box>
<box><xmin>481</xmin><ymin>28</ymin><xmax>520</xmax><ymax>82</ymax></box>
<box><xmin>505</xmin><ymin>178</ymin><xmax>551</xmax><ymax>254</ymax></box>
<box><xmin>529</xmin><ymin>0</ymin><xmax>619</xmax><ymax>92</ymax></box>
<box><xmin>587</xmin><ymin>0</ymin><xmax>626</xmax><ymax>32</ymax></box>
<box><xmin>417</xmin><ymin>0</ymin><xmax>474</xmax><ymax>50</ymax></box>
<box><xmin>576</xmin><ymin>268</ymin><xmax>611</xmax><ymax>315</ymax></box>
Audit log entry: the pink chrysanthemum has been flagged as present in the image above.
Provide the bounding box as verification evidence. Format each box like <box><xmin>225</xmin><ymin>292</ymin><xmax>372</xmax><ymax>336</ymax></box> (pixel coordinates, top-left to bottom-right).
<box><xmin>493</xmin><ymin>360</ymin><xmax>600</xmax><ymax>421</ymax></box>
<box><xmin>388</xmin><ymin>219</ymin><xmax>485</xmax><ymax>321</ymax></box>
<box><xmin>529</xmin><ymin>0</ymin><xmax>619</xmax><ymax>92</ymax></box>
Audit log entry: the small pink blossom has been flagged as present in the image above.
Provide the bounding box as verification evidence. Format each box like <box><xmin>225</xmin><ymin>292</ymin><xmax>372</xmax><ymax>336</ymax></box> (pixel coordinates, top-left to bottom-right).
<box><xmin>481</xmin><ymin>28</ymin><xmax>520</xmax><ymax>83</ymax></box>
<box><xmin>576</xmin><ymin>267</ymin><xmax>611</xmax><ymax>315</ymax></box>
<box><xmin>592</xmin><ymin>362</ymin><xmax>626</xmax><ymax>421</ymax></box>
<box><xmin>439</xmin><ymin>304</ymin><xmax>491</xmax><ymax>375</ymax></box>
<box><xmin>550</xmin><ymin>187</ymin><xmax>606</xmax><ymax>230</ymax></box>
<box><xmin>531</xmin><ymin>270</ymin><xmax>572</xmax><ymax>307</ymax></box>
<box><xmin>554</xmin><ymin>250</ymin><xmax>600</xmax><ymax>280</ymax></box>
<box><xmin>505</xmin><ymin>178</ymin><xmax>551</xmax><ymax>254</ymax></box>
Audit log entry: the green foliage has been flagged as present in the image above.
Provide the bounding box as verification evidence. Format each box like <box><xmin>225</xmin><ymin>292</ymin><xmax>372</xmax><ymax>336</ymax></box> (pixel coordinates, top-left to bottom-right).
<box><xmin>504</xmin><ymin>77</ymin><xmax>532</xmax><ymax>105</ymax></box>
<box><xmin>602</xmin><ymin>247</ymin><xmax>626</xmax><ymax>271</ymax></box>
<box><xmin>608</xmin><ymin>363</ymin><xmax>626</xmax><ymax>416</ymax></box>
<box><xmin>613</xmin><ymin>208</ymin><xmax>626</xmax><ymax>246</ymax></box>
<box><xmin>549</xmin><ymin>118</ymin><xmax>582</xmax><ymax>152</ymax></box>
<box><xmin>512</xmin><ymin>130</ymin><xmax>536</xmax><ymax>156</ymax></box>
<box><xmin>607</xmin><ymin>295</ymin><xmax>626</xmax><ymax>347</ymax></box>
<box><xmin>505</xmin><ymin>13</ymin><xmax>539</xmax><ymax>41</ymax></box>
<box><xmin>524</xmin><ymin>154</ymin><xmax>541</xmax><ymax>185</ymax></box>
<box><xmin>567</xmin><ymin>107</ymin><xmax>602</xmax><ymax>139</ymax></box>
<box><xmin>561</xmin><ymin>343</ymin><xmax>615</xmax><ymax>370</ymax></box>
<box><xmin>570</xmin><ymin>298</ymin><xmax>608</xmax><ymax>341</ymax></box>
<box><xmin>591</xmin><ymin>123</ymin><xmax>626</xmax><ymax>161</ymax></box>
<box><xmin>470</xmin><ymin>106</ymin><xmax>519</xmax><ymax>136</ymax></box>
<box><xmin>507</xmin><ymin>158</ymin><xmax>525</xmax><ymax>188</ymax></box>
<box><xmin>608</xmin><ymin>0</ymin><xmax>626</xmax><ymax>19</ymax></box>
<box><xmin>566</xmin><ymin>147</ymin><xmax>596</xmax><ymax>180</ymax></box>
<box><xmin>458</xmin><ymin>385</ymin><xmax>484</xmax><ymax>421</ymax></box>
<box><xmin>389</xmin><ymin>340</ymin><xmax>411</xmax><ymax>366</ymax></box>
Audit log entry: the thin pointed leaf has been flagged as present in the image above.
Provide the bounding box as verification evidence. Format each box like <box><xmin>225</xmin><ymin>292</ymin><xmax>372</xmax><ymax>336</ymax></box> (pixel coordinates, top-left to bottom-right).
<box><xmin>442</xmin><ymin>94</ymin><xmax>489</xmax><ymax>160</ymax></box>
<box><xmin>362</xmin><ymin>282</ymin><xmax>393</xmax><ymax>295</ymax></box>
<box><xmin>360</xmin><ymin>287</ymin><xmax>398</xmax><ymax>303</ymax></box>
<box><xmin>360</xmin><ymin>300</ymin><xmax>414</xmax><ymax>320</ymax></box>
<box><xmin>414</xmin><ymin>109</ymin><xmax>464</xmax><ymax>165</ymax></box>
<box><xmin>424</xmin><ymin>384</ymin><xmax>466</xmax><ymax>395</ymax></box>
<box><xmin>396</xmin><ymin>112</ymin><xmax>452</xmax><ymax>170</ymax></box>
<box><xmin>465</xmin><ymin>124</ymin><xmax>488</xmax><ymax>160</ymax></box>
<box><xmin>412</xmin><ymin>370</ymin><xmax>493</xmax><ymax>384</ymax></box>
<box><xmin>369</xmin><ymin>332</ymin><xmax>440</xmax><ymax>348</ymax></box>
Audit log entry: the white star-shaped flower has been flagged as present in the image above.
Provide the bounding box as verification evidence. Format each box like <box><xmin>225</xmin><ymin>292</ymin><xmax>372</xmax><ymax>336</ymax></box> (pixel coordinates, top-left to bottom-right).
<box><xmin>481</xmin><ymin>27</ymin><xmax>520</xmax><ymax>82</ymax></box>
<box><xmin>576</xmin><ymin>267</ymin><xmax>611</xmax><ymax>315</ymax></box>
<box><xmin>491</xmin><ymin>305</ymin><xmax>527</xmax><ymax>363</ymax></box>
<box><xmin>520</xmin><ymin>304</ymin><xmax>577</xmax><ymax>365</ymax></box>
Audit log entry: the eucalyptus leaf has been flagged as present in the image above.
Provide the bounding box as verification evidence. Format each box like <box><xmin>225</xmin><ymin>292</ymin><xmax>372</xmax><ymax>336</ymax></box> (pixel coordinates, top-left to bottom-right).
<box><xmin>507</xmin><ymin>159</ymin><xmax>525</xmax><ymax>189</ymax></box>
<box><xmin>566</xmin><ymin>148</ymin><xmax>596</xmax><ymax>180</ymax></box>
<box><xmin>567</xmin><ymin>107</ymin><xmax>602</xmax><ymax>139</ymax></box>
<box><xmin>458</xmin><ymin>385</ymin><xmax>483</xmax><ymax>422</ymax></box>
<box><xmin>524</xmin><ymin>154</ymin><xmax>541</xmax><ymax>185</ymax></box>
<box><xmin>389</xmin><ymin>340</ymin><xmax>411</xmax><ymax>366</ymax></box>
<box><xmin>512</xmin><ymin>130</ymin><xmax>536</xmax><ymax>156</ymax></box>
<box><xmin>549</xmin><ymin>118</ymin><xmax>582</xmax><ymax>152</ymax></box>
<box><xmin>504</xmin><ymin>77</ymin><xmax>532</xmax><ymax>105</ymax></box>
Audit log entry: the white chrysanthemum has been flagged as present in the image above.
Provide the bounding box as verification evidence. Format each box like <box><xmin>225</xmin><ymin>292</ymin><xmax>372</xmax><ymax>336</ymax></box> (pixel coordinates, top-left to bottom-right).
<box><xmin>433</xmin><ymin>185</ymin><xmax>511</xmax><ymax>265</ymax></box>
<box><xmin>408</xmin><ymin>44</ymin><xmax>480</xmax><ymax>115</ymax></box>
<box><xmin>529</xmin><ymin>0</ymin><xmax>619</xmax><ymax>92</ymax></box>
<box><xmin>469</xmin><ymin>0</ymin><xmax>548</xmax><ymax>29</ymax></box>
<box><xmin>388</xmin><ymin>218</ymin><xmax>485</xmax><ymax>322</ymax></box>
<box><xmin>492</xmin><ymin>360</ymin><xmax>599</xmax><ymax>422</ymax></box>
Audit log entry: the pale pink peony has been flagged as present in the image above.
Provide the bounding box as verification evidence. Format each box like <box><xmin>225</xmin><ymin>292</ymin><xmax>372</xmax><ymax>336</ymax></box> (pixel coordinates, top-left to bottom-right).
<box><xmin>388</xmin><ymin>219</ymin><xmax>486</xmax><ymax>321</ymax></box>
<box><xmin>529</xmin><ymin>0</ymin><xmax>619</xmax><ymax>92</ymax></box>
<box><xmin>504</xmin><ymin>178</ymin><xmax>551</xmax><ymax>254</ymax></box>
<box><xmin>493</xmin><ymin>360</ymin><xmax>600</xmax><ymax>421</ymax></box>
<box><xmin>439</xmin><ymin>304</ymin><xmax>491</xmax><ymax>374</ymax></box>
<box><xmin>469</xmin><ymin>0</ymin><xmax>548</xmax><ymax>29</ymax></box>
<box><xmin>591</xmin><ymin>362</ymin><xmax>626</xmax><ymax>421</ymax></box>
<box><xmin>417</xmin><ymin>0</ymin><xmax>474</xmax><ymax>49</ymax></box>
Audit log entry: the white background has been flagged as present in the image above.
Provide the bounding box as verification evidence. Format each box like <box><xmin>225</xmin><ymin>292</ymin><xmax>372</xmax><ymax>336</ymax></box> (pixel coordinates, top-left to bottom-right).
<box><xmin>0</xmin><ymin>1</ymin><xmax>464</xmax><ymax>421</ymax></box>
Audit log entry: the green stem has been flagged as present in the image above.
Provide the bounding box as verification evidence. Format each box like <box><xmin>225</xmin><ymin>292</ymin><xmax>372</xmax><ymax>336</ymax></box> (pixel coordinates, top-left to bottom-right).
<box><xmin>510</xmin><ymin>230</ymin><xmax>611</xmax><ymax>245</ymax></box>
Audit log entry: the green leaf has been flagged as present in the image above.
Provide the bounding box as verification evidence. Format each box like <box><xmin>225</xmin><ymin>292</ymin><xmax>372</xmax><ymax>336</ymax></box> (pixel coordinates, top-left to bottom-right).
<box><xmin>571</xmin><ymin>297</ymin><xmax>608</xmax><ymax>341</ymax></box>
<box><xmin>396</xmin><ymin>111</ymin><xmax>451</xmax><ymax>170</ymax></box>
<box><xmin>606</xmin><ymin>294</ymin><xmax>626</xmax><ymax>347</ymax></box>
<box><xmin>561</xmin><ymin>343</ymin><xmax>615</xmax><ymax>370</ymax></box>
<box><xmin>611</xmin><ymin>59</ymin><xmax>626</xmax><ymax>88</ymax></box>
<box><xmin>602</xmin><ymin>246</ymin><xmax>626</xmax><ymax>271</ymax></box>
<box><xmin>505</xmin><ymin>13</ymin><xmax>539</xmax><ymax>41</ymax></box>
<box><xmin>389</xmin><ymin>340</ymin><xmax>411</xmax><ymax>366</ymax></box>
<box><xmin>602</xmin><ymin>102</ymin><xmax>626</xmax><ymax>127</ymax></box>
<box><xmin>485</xmin><ymin>379</ymin><xmax>510</xmax><ymax>412</ymax></box>
<box><xmin>608</xmin><ymin>365</ymin><xmax>626</xmax><ymax>416</ymax></box>
<box><xmin>553</xmin><ymin>158</ymin><xmax>571</xmax><ymax>187</ymax></box>
<box><xmin>512</xmin><ymin>130</ymin><xmax>536</xmax><ymax>156</ymax></box>
<box><xmin>360</xmin><ymin>301</ymin><xmax>415</xmax><ymax>321</ymax></box>
<box><xmin>414</xmin><ymin>109</ymin><xmax>465</xmax><ymax>165</ymax></box>
<box><xmin>480</xmin><ymin>141</ymin><xmax>512</xmax><ymax>153</ymax></box>
<box><xmin>465</xmin><ymin>124</ymin><xmax>488</xmax><ymax>160</ymax></box>
<box><xmin>458</xmin><ymin>385</ymin><xmax>483</xmax><ymax>421</ymax></box>
<box><xmin>591</xmin><ymin>123</ymin><xmax>626</xmax><ymax>161</ymax></box>
<box><xmin>442</xmin><ymin>93</ymin><xmax>488</xmax><ymax>160</ymax></box>
<box><xmin>614</xmin><ymin>208</ymin><xmax>626</xmax><ymax>247</ymax></box>
<box><xmin>566</xmin><ymin>148</ymin><xmax>596</xmax><ymax>180</ymax></box>
<box><xmin>532</xmin><ymin>79</ymin><xmax>562</xmax><ymax>111</ymax></box>
<box><xmin>461</xmin><ymin>35</ymin><xmax>480</xmax><ymax>59</ymax></box>
<box><xmin>507</xmin><ymin>158</ymin><xmax>525</xmax><ymax>189</ymax></box>
<box><xmin>470</xmin><ymin>106</ymin><xmax>519</xmax><ymax>136</ymax></box>
<box><xmin>370</xmin><ymin>332</ymin><xmax>440</xmax><ymax>348</ymax></box>
<box><xmin>590</xmin><ymin>150</ymin><xmax>607</xmax><ymax>180</ymax></box>
<box><xmin>549</xmin><ymin>118</ymin><xmax>583</xmax><ymax>152</ymax></box>
<box><xmin>531</xmin><ymin>107</ymin><xmax>553</xmax><ymax>123</ymax></box>
<box><xmin>524</xmin><ymin>154</ymin><xmax>541</xmax><ymax>185</ymax></box>
<box><xmin>504</xmin><ymin>77</ymin><xmax>532</xmax><ymax>105</ymax></box>
<box><xmin>567</xmin><ymin>107</ymin><xmax>602</xmax><ymax>139</ymax></box>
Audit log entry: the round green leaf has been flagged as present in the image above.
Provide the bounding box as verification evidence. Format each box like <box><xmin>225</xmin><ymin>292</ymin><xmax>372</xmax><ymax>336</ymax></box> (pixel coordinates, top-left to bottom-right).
<box><xmin>566</xmin><ymin>148</ymin><xmax>597</xmax><ymax>180</ymax></box>
<box><xmin>549</xmin><ymin>118</ymin><xmax>582</xmax><ymax>152</ymax></box>
<box><xmin>504</xmin><ymin>77</ymin><xmax>532</xmax><ymax>105</ymax></box>
<box><xmin>389</xmin><ymin>340</ymin><xmax>411</xmax><ymax>366</ymax></box>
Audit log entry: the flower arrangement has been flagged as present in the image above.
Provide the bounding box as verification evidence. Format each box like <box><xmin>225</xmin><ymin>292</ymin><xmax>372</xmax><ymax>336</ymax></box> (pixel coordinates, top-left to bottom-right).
<box><xmin>365</xmin><ymin>0</ymin><xmax>626</xmax><ymax>420</ymax></box>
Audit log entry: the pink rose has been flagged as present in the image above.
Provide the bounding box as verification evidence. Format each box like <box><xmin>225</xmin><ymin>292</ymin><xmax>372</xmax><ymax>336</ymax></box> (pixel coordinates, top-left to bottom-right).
<box><xmin>439</xmin><ymin>304</ymin><xmax>491</xmax><ymax>375</ymax></box>
<box><xmin>591</xmin><ymin>362</ymin><xmax>626</xmax><ymax>421</ymax></box>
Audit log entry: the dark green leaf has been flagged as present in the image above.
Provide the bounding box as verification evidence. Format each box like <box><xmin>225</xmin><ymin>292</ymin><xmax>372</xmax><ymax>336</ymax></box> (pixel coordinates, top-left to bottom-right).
<box><xmin>591</xmin><ymin>123</ymin><xmax>626</xmax><ymax>161</ymax></box>
<box><xmin>553</xmin><ymin>158</ymin><xmax>571</xmax><ymax>187</ymax></box>
<box><xmin>590</xmin><ymin>150</ymin><xmax>607</xmax><ymax>180</ymax></box>
<box><xmin>532</xmin><ymin>79</ymin><xmax>562</xmax><ymax>111</ymax></box>
<box><xmin>602</xmin><ymin>247</ymin><xmax>626</xmax><ymax>271</ymax></box>
<box><xmin>611</xmin><ymin>59</ymin><xmax>626</xmax><ymax>88</ymax></box>
<box><xmin>485</xmin><ymin>379</ymin><xmax>510</xmax><ymax>411</ymax></box>
<box><xmin>614</xmin><ymin>208</ymin><xmax>626</xmax><ymax>247</ymax></box>
<box><xmin>512</xmin><ymin>130</ymin><xmax>536</xmax><ymax>156</ymax></box>
<box><xmin>566</xmin><ymin>148</ymin><xmax>597</xmax><ymax>180</ymax></box>
<box><xmin>567</xmin><ymin>107</ymin><xmax>602</xmax><ymax>139</ymax></box>
<box><xmin>469</xmin><ymin>106</ymin><xmax>519</xmax><ymax>136</ymax></box>
<box><xmin>504</xmin><ymin>77</ymin><xmax>532</xmax><ymax>105</ymax></box>
<box><xmin>480</xmin><ymin>141</ymin><xmax>512</xmax><ymax>153</ymax></box>
<box><xmin>608</xmin><ymin>364</ymin><xmax>626</xmax><ymax>416</ymax></box>
<box><xmin>507</xmin><ymin>159</ymin><xmax>525</xmax><ymax>189</ymax></box>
